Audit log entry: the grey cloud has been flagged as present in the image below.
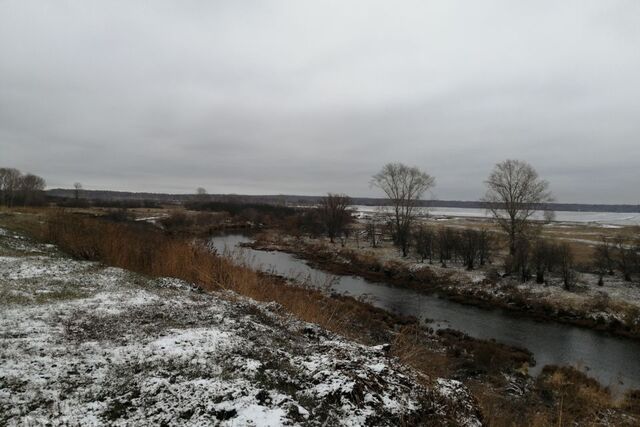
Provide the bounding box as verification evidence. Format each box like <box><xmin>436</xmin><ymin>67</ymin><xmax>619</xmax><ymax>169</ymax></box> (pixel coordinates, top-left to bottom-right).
<box><xmin>1</xmin><ymin>1</ymin><xmax>639</xmax><ymax>203</ymax></box>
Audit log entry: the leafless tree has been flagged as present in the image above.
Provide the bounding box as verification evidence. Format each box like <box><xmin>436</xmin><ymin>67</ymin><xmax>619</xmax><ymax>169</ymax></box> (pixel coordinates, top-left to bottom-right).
<box><xmin>557</xmin><ymin>243</ymin><xmax>576</xmax><ymax>289</ymax></box>
<box><xmin>371</xmin><ymin>163</ymin><xmax>435</xmax><ymax>257</ymax></box>
<box><xmin>196</xmin><ymin>187</ymin><xmax>209</xmax><ymax>202</ymax></box>
<box><xmin>0</xmin><ymin>168</ymin><xmax>10</xmax><ymax>205</ymax></box>
<box><xmin>593</xmin><ymin>237</ymin><xmax>615</xmax><ymax>286</ymax></box>
<box><xmin>74</xmin><ymin>182</ymin><xmax>83</xmax><ymax>200</ymax></box>
<box><xmin>0</xmin><ymin>168</ymin><xmax>22</xmax><ymax>207</ymax></box>
<box><xmin>459</xmin><ymin>229</ymin><xmax>481</xmax><ymax>270</ymax></box>
<box><xmin>483</xmin><ymin>159</ymin><xmax>554</xmax><ymax>255</ymax></box>
<box><xmin>436</xmin><ymin>227</ymin><xmax>455</xmax><ymax>267</ymax></box>
<box><xmin>413</xmin><ymin>225</ymin><xmax>435</xmax><ymax>263</ymax></box>
<box><xmin>318</xmin><ymin>193</ymin><xmax>352</xmax><ymax>243</ymax></box>
<box><xmin>530</xmin><ymin>239</ymin><xmax>553</xmax><ymax>284</ymax></box>
<box><xmin>19</xmin><ymin>173</ymin><xmax>46</xmax><ymax>205</ymax></box>
<box><xmin>511</xmin><ymin>236</ymin><xmax>532</xmax><ymax>282</ymax></box>
<box><xmin>612</xmin><ymin>236</ymin><xmax>636</xmax><ymax>282</ymax></box>
<box><xmin>0</xmin><ymin>169</ymin><xmax>46</xmax><ymax>206</ymax></box>
<box><xmin>365</xmin><ymin>217</ymin><xmax>380</xmax><ymax>248</ymax></box>
<box><xmin>477</xmin><ymin>229</ymin><xmax>492</xmax><ymax>267</ymax></box>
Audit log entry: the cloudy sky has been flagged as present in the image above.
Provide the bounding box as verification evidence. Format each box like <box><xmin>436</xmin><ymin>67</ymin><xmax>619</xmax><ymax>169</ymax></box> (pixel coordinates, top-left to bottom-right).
<box><xmin>1</xmin><ymin>1</ymin><xmax>639</xmax><ymax>203</ymax></box>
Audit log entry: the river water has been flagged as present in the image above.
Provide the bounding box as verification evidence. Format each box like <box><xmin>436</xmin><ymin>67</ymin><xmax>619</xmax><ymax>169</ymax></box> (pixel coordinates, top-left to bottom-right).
<box><xmin>210</xmin><ymin>233</ymin><xmax>640</xmax><ymax>391</ymax></box>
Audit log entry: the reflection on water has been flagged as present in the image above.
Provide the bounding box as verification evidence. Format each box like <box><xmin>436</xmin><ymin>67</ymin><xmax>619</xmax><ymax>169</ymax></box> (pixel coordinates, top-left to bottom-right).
<box><xmin>211</xmin><ymin>233</ymin><xmax>640</xmax><ymax>391</ymax></box>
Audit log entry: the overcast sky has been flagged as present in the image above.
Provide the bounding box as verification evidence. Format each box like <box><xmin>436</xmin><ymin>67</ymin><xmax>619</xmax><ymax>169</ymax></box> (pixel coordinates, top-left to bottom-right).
<box><xmin>1</xmin><ymin>1</ymin><xmax>639</xmax><ymax>203</ymax></box>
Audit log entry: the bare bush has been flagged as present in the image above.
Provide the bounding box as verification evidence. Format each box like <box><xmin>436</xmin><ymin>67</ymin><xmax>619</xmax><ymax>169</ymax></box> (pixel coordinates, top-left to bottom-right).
<box><xmin>413</xmin><ymin>225</ymin><xmax>434</xmax><ymax>263</ymax></box>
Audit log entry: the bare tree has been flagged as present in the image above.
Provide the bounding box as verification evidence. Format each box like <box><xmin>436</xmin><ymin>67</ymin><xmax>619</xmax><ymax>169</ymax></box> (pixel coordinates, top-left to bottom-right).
<box><xmin>365</xmin><ymin>217</ymin><xmax>379</xmax><ymax>248</ymax></box>
<box><xmin>530</xmin><ymin>239</ymin><xmax>553</xmax><ymax>284</ymax></box>
<box><xmin>74</xmin><ymin>182</ymin><xmax>83</xmax><ymax>200</ymax></box>
<box><xmin>318</xmin><ymin>193</ymin><xmax>352</xmax><ymax>243</ymax></box>
<box><xmin>557</xmin><ymin>243</ymin><xmax>576</xmax><ymax>289</ymax></box>
<box><xmin>612</xmin><ymin>236</ymin><xmax>636</xmax><ymax>282</ymax></box>
<box><xmin>195</xmin><ymin>187</ymin><xmax>209</xmax><ymax>202</ymax></box>
<box><xmin>0</xmin><ymin>168</ymin><xmax>11</xmax><ymax>205</ymax></box>
<box><xmin>0</xmin><ymin>169</ymin><xmax>46</xmax><ymax>206</ymax></box>
<box><xmin>593</xmin><ymin>237</ymin><xmax>615</xmax><ymax>286</ymax></box>
<box><xmin>0</xmin><ymin>168</ymin><xmax>22</xmax><ymax>207</ymax></box>
<box><xmin>19</xmin><ymin>173</ymin><xmax>46</xmax><ymax>206</ymax></box>
<box><xmin>477</xmin><ymin>229</ymin><xmax>492</xmax><ymax>267</ymax></box>
<box><xmin>436</xmin><ymin>227</ymin><xmax>455</xmax><ymax>267</ymax></box>
<box><xmin>413</xmin><ymin>225</ymin><xmax>435</xmax><ymax>263</ymax></box>
<box><xmin>483</xmin><ymin>159</ymin><xmax>553</xmax><ymax>255</ymax></box>
<box><xmin>512</xmin><ymin>236</ymin><xmax>532</xmax><ymax>282</ymax></box>
<box><xmin>460</xmin><ymin>229</ymin><xmax>481</xmax><ymax>270</ymax></box>
<box><xmin>371</xmin><ymin>163</ymin><xmax>435</xmax><ymax>257</ymax></box>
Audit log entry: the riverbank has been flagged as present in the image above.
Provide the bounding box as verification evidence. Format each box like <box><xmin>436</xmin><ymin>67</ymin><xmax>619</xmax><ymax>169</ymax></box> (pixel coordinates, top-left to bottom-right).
<box><xmin>0</xmin><ymin>225</ymin><xmax>485</xmax><ymax>425</ymax></box>
<box><xmin>2</xmin><ymin>209</ymin><xmax>640</xmax><ymax>425</ymax></box>
<box><xmin>246</xmin><ymin>231</ymin><xmax>640</xmax><ymax>340</ymax></box>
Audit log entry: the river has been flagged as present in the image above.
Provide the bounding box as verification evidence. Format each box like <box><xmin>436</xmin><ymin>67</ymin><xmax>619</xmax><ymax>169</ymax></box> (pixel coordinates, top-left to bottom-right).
<box><xmin>210</xmin><ymin>233</ymin><xmax>640</xmax><ymax>391</ymax></box>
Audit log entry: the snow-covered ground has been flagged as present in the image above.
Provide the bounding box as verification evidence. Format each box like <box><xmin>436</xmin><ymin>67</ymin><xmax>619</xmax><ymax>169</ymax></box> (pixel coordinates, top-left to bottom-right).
<box><xmin>0</xmin><ymin>228</ymin><xmax>481</xmax><ymax>426</ymax></box>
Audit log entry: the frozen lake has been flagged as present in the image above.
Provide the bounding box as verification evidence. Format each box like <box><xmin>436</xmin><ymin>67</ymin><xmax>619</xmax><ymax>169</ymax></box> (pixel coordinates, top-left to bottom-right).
<box><xmin>353</xmin><ymin>205</ymin><xmax>640</xmax><ymax>227</ymax></box>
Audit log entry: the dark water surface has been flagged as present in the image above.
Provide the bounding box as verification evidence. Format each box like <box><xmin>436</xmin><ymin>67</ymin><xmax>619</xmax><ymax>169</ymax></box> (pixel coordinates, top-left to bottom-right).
<box><xmin>210</xmin><ymin>233</ymin><xmax>640</xmax><ymax>391</ymax></box>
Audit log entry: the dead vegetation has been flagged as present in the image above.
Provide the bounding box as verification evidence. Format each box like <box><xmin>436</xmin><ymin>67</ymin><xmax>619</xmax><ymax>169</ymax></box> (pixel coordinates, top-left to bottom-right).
<box><xmin>3</xmin><ymin>208</ymin><xmax>640</xmax><ymax>425</ymax></box>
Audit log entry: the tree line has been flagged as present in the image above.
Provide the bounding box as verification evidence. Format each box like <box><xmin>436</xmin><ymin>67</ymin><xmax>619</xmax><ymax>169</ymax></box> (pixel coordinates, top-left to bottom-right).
<box><xmin>314</xmin><ymin>159</ymin><xmax>639</xmax><ymax>287</ymax></box>
<box><xmin>0</xmin><ymin>168</ymin><xmax>46</xmax><ymax>207</ymax></box>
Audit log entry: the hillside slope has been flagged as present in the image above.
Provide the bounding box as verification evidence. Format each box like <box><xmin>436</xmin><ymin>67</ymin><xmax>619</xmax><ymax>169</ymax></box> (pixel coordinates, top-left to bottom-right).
<box><xmin>0</xmin><ymin>228</ymin><xmax>480</xmax><ymax>426</ymax></box>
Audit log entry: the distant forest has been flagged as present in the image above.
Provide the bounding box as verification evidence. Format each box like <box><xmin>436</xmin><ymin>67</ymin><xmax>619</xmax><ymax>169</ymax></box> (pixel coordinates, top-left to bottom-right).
<box><xmin>46</xmin><ymin>189</ymin><xmax>640</xmax><ymax>213</ymax></box>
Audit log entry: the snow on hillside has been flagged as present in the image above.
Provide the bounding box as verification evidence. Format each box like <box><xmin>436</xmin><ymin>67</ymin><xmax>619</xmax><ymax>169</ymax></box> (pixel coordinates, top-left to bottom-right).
<box><xmin>0</xmin><ymin>228</ymin><xmax>481</xmax><ymax>426</ymax></box>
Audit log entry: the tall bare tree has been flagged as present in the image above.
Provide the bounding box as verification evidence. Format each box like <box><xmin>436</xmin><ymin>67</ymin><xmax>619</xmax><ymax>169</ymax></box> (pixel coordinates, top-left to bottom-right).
<box><xmin>371</xmin><ymin>163</ymin><xmax>435</xmax><ymax>257</ymax></box>
<box><xmin>0</xmin><ymin>168</ymin><xmax>22</xmax><ymax>207</ymax></box>
<box><xmin>318</xmin><ymin>193</ymin><xmax>352</xmax><ymax>243</ymax></box>
<box><xmin>483</xmin><ymin>159</ymin><xmax>553</xmax><ymax>255</ymax></box>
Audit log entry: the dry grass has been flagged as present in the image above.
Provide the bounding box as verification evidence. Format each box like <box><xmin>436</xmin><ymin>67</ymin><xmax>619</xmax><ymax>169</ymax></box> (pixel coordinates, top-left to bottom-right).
<box><xmin>536</xmin><ymin>365</ymin><xmax>615</xmax><ymax>426</ymax></box>
<box><xmin>5</xmin><ymin>208</ymin><xmax>640</xmax><ymax>426</ymax></box>
<box><xmin>33</xmin><ymin>210</ymin><xmax>399</xmax><ymax>343</ymax></box>
<box><xmin>390</xmin><ymin>325</ymin><xmax>451</xmax><ymax>380</ymax></box>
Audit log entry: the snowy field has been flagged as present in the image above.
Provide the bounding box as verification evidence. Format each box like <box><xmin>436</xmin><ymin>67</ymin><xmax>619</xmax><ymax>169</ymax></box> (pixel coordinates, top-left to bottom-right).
<box><xmin>0</xmin><ymin>228</ymin><xmax>480</xmax><ymax>426</ymax></box>
<box><xmin>353</xmin><ymin>205</ymin><xmax>640</xmax><ymax>227</ymax></box>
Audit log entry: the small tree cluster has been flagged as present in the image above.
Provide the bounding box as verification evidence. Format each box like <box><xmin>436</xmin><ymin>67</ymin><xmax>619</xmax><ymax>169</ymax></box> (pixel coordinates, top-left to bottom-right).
<box><xmin>413</xmin><ymin>225</ymin><xmax>493</xmax><ymax>270</ymax></box>
<box><xmin>507</xmin><ymin>238</ymin><xmax>576</xmax><ymax>288</ymax></box>
<box><xmin>0</xmin><ymin>168</ymin><xmax>46</xmax><ymax>207</ymax></box>
<box><xmin>318</xmin><ymin>193</ymin><xmax>353</xmax><ymax>243</ymax></box>
<box><xmin>592</xmin><ymin>236</ymin><xmax>640</xmax><ymax>284</ymax></box>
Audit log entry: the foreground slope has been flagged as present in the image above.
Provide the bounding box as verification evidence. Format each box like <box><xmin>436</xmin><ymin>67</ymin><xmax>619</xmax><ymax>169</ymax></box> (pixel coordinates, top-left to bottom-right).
<box><xmin>0</xmin><ymin>228</ymin><xmax>480</xmax><ymax>426</ymax></box>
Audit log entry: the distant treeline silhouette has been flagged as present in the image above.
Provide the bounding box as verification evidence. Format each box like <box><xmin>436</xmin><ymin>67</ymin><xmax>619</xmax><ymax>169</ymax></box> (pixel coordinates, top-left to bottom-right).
<box><xmin>45</xmin><ymin>188</ymin><xmax>640</xmax><ymax>213</ymax></box>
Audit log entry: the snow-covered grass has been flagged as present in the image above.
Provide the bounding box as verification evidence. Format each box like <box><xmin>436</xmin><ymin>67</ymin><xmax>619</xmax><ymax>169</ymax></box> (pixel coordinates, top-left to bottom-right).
<box><xmin>0</xmin><ymin>228</ymin><xmax>481</xmax><ymax>426</ymax></box>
